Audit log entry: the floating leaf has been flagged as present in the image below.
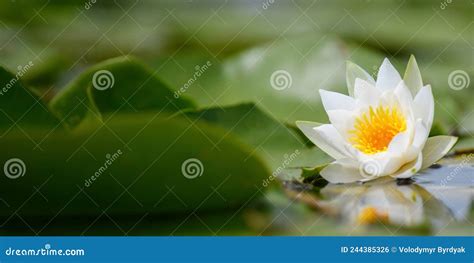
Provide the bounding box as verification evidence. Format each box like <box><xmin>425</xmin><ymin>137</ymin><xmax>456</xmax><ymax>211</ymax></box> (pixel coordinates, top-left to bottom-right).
<box><xmin>178</xmin><ymin>103</ymin><xmax>330</xmax><ymax>180</ymax></box>
<box><xmin>152</xmin><ymin>37</ymin><xmax>384</xmax><ymax>125</ymax></box>
<box><xmin>50</xmin><ymin>56</ymin><xmax>195</xmax><ymax>129</ymax></box>
<box><xmin>0</xmin><ymin>113</ymin><xmax>270</xmax><ymax>217</ymax></box>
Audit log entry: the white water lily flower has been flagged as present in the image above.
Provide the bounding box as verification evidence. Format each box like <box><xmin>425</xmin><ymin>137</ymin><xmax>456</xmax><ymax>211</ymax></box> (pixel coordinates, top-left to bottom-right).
<box><xmin>297</xmin><ymin>56</ymin><xmax>458</xmax><ymax>183</ymax></box>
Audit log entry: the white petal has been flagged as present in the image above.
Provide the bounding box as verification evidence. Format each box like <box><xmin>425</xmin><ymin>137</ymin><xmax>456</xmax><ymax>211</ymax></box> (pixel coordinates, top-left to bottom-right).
<box><xmin>346</xmin><ymin>61</ymin><xmax>375</xmax><ymax>97</ymax></box>
<box><xmin>381</xmin><ymin>156</ymin><xmax>407</xmax><ymax>176</ymax></box>
<box><xmin>403</xmin><ymin>55</ymin><xmax>423</xmax><ymax>96</ymax></box>
<box><xmin>295</xmin><ymin>121</ymin><xmax>348</xmax><ymax>159</ymax></box>
<box><xmin>387</xmin><ymin>130</ymin><xmax>410</xmax><ymax>154</ymax></box>
<box><xmin>393</xmin><ymin>81</ymin><xmax>415</xmax><ymax>125</ymax></box>
<box><xmin>320</xmin><ymin>162</ymin><xmax>364</xmax><ymax>183</ymax></box>
<box><xmin>391</xmin><ymin>153</ymin><xmax>423</xmax><ymax>179</ymax></box>
<box><xmin>375</xmin><ymin>121</ymin><xmax>424</xmax><ymax>175</ymax></box>
<box><xmin>421</xmin><ymin>136</ymin><xmax>458</xmax><ymax>169</ymax></box>
<box><xmin>413</xmin><ymin>85</ymin><xmax>434</xmax><ymax>130</ymax></box>
<box><xmin>401</xmin><ymin>146</ymin><xmax>421</xmax><ymax>169</ymax></box>
<box><xmin>357</xmin><ymin>153</ymin><xmax>405</xmax><ymax>177</ymax></box>
<box><xmin>354</xmin><ymin>78</ymin><xmax>380</xmax><ymax>106</ymax></box>
<box><xmin>335</xmin><ymin>157</ymin><xmax>359</xmax><ymax>167</ymax></box>
<box><xmin>393</xmin><ymin>80</ymin><xmax>414</xmax><ymax>117</ymax></box>
<box><xmin>319</xmin><ymin>89</ymin><xmax>355</xmax><ymax>112</ymax></box>
<box><xmin>326</xmin><ymin>109</ymin><xmax>355</xmax><ymax>139</ymax></box>
<box><xmin>412</xmin><ymin>119</ymin><xmax>429</xmax><ymax>149</ymax></box>
<box><xmin>376</xmin><ymin>58</ymin><xmax>402</xmax><ymax>91</ymax></box>
<box><xmin>378</xmin><ymin>89</ymin><xmax>398</xmax><ymax>106</ymax></box>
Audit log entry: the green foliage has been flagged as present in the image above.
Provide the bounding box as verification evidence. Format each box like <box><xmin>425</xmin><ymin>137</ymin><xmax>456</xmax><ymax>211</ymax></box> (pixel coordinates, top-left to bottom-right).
<box><xmin>156</xmin><ymin>37</ymin><xmax>382</xmax><ymax>124</ymax></box>
<box><xmin>0</xmin><ymin>67</ymin><xmax>59</xmax><ymax>128</ymax></box>
<box><xmin>0</xmin><ymin>113</ymin><xmax>271</xmax><ymax>217</ymax></box>
<box><xmin>178</xmin><ymin>103</ymin><xmax>329</xmax><ymax>171</ymax></box>
<box><xmin>50</xmin><ymin>56</ymin><xmax>195</xmax><ymax>128</ymax></box>
<box><xmin>0</xmin><ymin>0</ymin><xmax>472</xmax><ymax>235</ymax></box>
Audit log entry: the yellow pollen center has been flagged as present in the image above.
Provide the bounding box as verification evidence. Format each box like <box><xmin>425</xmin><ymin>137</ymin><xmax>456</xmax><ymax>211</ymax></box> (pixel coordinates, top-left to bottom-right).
<box><xmin>349</xmin><ymin>105</ymin><xmax>406</xmax><ymax>155</ymax></box>
<box><xmin>357</xmin><ymin>207</ymin><xmax>389</xmax><ymax>225</ymax></box>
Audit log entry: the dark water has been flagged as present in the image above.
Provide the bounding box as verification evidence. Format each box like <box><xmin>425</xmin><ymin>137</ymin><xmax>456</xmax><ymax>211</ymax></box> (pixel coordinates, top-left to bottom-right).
<box><xmin>313</xmin><ymin>157</ymin><xmax>473</xmax><ymax>229</ymax></box>
<box><xmin>1</xmin><ymin>156</ymin><xmax>472</xmax><ymax>236</ymax></box>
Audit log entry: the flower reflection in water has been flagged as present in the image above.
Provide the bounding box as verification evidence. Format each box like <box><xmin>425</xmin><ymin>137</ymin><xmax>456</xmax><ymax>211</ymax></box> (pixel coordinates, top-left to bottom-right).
<box><xmin>319</xmin><ymin>179</ymin><xmax>455</xmax><ymax>228</ymax></box>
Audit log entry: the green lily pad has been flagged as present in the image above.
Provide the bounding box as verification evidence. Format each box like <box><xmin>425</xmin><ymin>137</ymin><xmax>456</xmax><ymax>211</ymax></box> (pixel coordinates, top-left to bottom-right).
<box><xmin>49</xmin><ymin>56</ymin><xmax>195</xmax><ymax>129</ymax></box>
<box><xmin>0</xmin><ymin>113</ymin><xmax>270</xmax><ymax>218</ymax></box>
<box><xmin>152</xmin><ymin>37</ymin><xmax>383</xmax><ymax>125</ymax></box>
<box><xmin>178</xmin><ymin>103</ymin><xmax>331</xmax><ymax>180</ymax></box>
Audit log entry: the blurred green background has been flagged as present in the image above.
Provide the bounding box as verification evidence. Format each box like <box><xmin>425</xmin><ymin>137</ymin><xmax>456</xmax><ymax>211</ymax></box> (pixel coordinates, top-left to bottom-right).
<box><xmin>1</xmin><ymin>0</ymin><xmax>473</xmax><ymax>130</ymax></box>
<box><xmin>0</xmin><ymin>0</ymin><xmax>472</xmax><ymax>236</ymax></box>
